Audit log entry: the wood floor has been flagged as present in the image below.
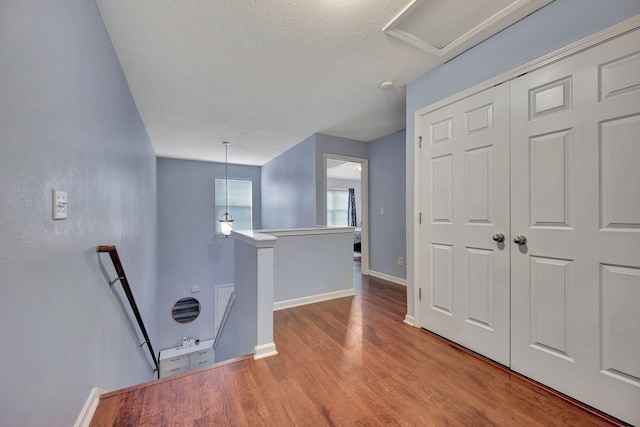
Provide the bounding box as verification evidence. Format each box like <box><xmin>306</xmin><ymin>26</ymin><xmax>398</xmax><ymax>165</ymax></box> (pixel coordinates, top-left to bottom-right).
<box><xmin>91</xmin><ymin>261</ymin><xmax>622</xmax><ymax>426</ymax></box>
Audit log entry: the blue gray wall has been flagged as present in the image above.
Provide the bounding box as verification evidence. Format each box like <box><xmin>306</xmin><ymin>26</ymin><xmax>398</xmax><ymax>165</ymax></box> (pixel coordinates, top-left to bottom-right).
<box><xmin>261</xmin><ymin>135</ymin><xmax>317</xmax><ymax>228</ymax></box>
<box><xmin>156</xmin><ymin>158</ymin><xmax>261</xmax><ymax>349</ymax></box>
<box><xmin>261</xmin><ymin>133</ymin><xmax>369</xmax><ymax>228</ymax></box>
<box><xmin>405</xmin><ymin>0</ymin><xmax>640</xmax><ymax>318</ymax></box>
<box><xmin>369</xmin><ymin>130</ymin><xmax>406</xmax><ymax>280</ymax></box>
<box><xmin>0</xmin><ymin>1</ymin><xmax>158</xmax><ymax>426</ymax></box>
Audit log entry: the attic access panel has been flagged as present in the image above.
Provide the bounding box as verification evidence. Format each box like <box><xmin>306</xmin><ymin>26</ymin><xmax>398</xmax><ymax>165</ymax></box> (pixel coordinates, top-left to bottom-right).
<box><xmin>383</xmin><ymin>0</ymin><xmax>554</xmax><ymax>57</ymax></box>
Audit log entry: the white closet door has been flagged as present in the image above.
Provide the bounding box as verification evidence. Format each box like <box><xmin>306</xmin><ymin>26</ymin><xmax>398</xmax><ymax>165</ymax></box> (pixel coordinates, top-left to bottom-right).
<box><xmin>420</xmin><ymin>84</ymin><xmax>511</xmax><ymax>365</ymax></box>
<box><xmin>510</xmin><ymin>29</ymin><xmax>640</xmax><ymax>425</ymax></box>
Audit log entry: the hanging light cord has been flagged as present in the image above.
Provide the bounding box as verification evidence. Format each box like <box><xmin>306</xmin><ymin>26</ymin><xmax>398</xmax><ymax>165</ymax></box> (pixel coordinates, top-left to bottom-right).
<box><xmin>218</xmin><ymin>141</ymin><xmax>233</xmax><ymax>237</ymax></box>
<box><xmin>224</xmin><ymin>142</ymin><xmax>229</xmax><ymax>218</ymax></box>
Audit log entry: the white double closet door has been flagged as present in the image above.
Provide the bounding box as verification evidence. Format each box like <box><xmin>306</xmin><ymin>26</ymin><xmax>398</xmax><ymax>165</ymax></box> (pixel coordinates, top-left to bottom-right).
<box><xmin>419</xmin><ymin>28</ymin><xmax>640</xmax><ymax>425</ymax></box>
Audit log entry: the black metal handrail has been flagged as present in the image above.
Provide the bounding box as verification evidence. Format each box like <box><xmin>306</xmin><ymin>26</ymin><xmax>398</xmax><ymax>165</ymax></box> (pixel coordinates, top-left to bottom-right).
<box><xmin>97</xmin><ymin>245</ymin><xmax>159</xmax><ymax>375</ymax></box>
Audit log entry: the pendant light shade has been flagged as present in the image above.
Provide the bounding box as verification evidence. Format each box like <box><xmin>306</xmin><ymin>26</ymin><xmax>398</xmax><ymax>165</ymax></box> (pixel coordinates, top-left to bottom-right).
<box><xmin>218</xmin><ymin>141</ymin><xmax>234</xmax><ymax>237</ymax></box>
<box><xmin>220</xmin><ymin>217</ymin><xmax>233</xmax><ymax>236</ymax></box>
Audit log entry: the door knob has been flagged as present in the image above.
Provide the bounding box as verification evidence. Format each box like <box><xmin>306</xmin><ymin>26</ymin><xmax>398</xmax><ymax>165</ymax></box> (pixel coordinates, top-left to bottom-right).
<box><xmin>513</xmin><ymin>235</ymin><xmax>527</xmax><ymax>245</ymax></box>
<box><xmin>492</xmin><ymin>233</ymin><xmax>505</xmax><ymax>242</ymax></box>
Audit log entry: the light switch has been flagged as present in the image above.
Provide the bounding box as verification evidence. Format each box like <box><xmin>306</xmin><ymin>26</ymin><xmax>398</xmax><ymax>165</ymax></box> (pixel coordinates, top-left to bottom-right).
<box><xmin>191</xmin><ymin>286</ymin><xmax>200</xmax><ymax>293</ymax></box>
<box><xmin>379</xmin><ymin>207</ymin><xmax>384</xmax><ymax>215</ymax></box>
<box><xmin>52</xmin><ymin>189</ymin><xmax>68</xmax><ymax>220</ymax></box>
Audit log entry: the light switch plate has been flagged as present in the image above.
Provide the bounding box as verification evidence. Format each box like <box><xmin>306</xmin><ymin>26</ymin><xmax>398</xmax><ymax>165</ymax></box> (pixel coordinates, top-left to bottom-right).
<box><xmin>52</xmin><ymin>189</ymin><xmax>68</xmax><ymax>220</ymax></box>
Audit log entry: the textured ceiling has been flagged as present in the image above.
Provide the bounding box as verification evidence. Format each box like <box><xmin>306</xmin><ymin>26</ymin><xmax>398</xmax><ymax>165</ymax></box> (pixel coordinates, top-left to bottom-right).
<box><xmin>95</xmin><ymin>0</ymin><xmax>552</xmax><ymax>166</ymax></box>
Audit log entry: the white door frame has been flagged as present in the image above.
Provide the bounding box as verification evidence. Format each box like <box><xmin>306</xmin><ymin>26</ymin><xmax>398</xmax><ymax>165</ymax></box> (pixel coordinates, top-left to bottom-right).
<box><xmin>323</xmin><ymin>153</ymin><xmax>369</xmax><ymax>275</ymax></box>
<box><xmin>410</xmin><ymin>15</ymin><xmax>640</xmax><ymax>330</ymax></box>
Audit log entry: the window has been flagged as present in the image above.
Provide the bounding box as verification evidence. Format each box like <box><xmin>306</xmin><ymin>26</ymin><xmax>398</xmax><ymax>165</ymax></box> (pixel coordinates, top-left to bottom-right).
<box><xmin>215</xmin><ymin>178</ymin><xmax>252</xmax><ymax>234</ymax></box>
<box><xmin>327</xmin><ymin>189</ymin><xmax>348</xmax><ymax>226</ymax></box>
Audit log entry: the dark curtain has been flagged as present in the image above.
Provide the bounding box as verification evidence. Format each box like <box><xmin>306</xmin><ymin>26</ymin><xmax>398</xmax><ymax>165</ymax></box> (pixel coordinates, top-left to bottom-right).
<box><xmin>348</xmin><ymin>188</ymin><xmax>357</xmax><ymax>226</ymax></box>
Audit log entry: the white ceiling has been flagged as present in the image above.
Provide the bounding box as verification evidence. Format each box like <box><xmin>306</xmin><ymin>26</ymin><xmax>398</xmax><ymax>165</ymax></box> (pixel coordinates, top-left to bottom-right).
<box><xmin>95</xmin><ymin>0</ymin><xmax>552</xmax><ymax>166</ymax></box>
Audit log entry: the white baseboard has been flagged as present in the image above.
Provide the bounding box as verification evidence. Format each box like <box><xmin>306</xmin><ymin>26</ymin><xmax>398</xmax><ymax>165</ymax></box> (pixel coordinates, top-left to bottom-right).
<box><xmin>74</xmin><ymin>387</ymin><xmax>103</xmax><ymax>427</ymax></box>
<box><xmin>254</xmin><ymin>342</ymin><xmax>278</xmax><ymax>359</ymax></box>
<box><xmin>367</xmin><ymin>270</ymin><xmax>407</xmax><ymax>286</ymax></box>
<box><xmin>403</xmin><ymin>314</ymin><xmax>416</xmax><ymax>327</ymax></box>
<box><xmin>273</xmin><ymin>288</ymin><xmax>356</xmax><ymax>311</ymax></box>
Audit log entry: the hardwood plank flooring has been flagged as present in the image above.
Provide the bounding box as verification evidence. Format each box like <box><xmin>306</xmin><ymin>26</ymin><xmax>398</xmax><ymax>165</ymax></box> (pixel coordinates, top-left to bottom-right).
<box><xmin>91</xmin><ymin>261</ymin><xmax>623</xmax><ymax>426</ymax></box>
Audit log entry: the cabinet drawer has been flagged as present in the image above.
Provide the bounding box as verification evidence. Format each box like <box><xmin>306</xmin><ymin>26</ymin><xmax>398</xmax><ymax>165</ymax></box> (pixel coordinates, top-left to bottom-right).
<box><xmin>160</xmin><ymin>363</ymin><xmax>189</xmax><ymax>378</ymax></box>
<box><xmin>189</xmin><ymin>357</ymin><xmax>214</xmax><ymax>371</ymax></box>
<box><xmin>161</xmin><ymin>354</ymin><xmax>189</xmax><ymax>368</ymax></box>
<box><xmin>159</xmin><ymin>354</ymin><xmax>189</xmax><ymax>378</ymax></box>
<box><xmin>189</xmin><ymin>348</ymin><xmax>213</xmax><ymax>363</ymax></box>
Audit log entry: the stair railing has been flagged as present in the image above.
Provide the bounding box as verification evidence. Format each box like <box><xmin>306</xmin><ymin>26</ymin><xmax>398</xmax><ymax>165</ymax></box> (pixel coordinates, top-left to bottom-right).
<box><xmin>97</xmin><ymin>245</ymin><xmax>159</xmax><ymax>376</ymax></box>
<box><xmin>213</xmin><ymin>291</ymin><xmax>235</xmax><ymax>351</ymax></box>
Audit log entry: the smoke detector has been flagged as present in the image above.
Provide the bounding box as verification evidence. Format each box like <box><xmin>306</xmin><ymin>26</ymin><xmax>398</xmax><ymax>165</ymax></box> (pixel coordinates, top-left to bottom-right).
<box><xmin>379</xmin><ymin>80</ymin><xmax>394</xmax><ymax>90</ymax></box>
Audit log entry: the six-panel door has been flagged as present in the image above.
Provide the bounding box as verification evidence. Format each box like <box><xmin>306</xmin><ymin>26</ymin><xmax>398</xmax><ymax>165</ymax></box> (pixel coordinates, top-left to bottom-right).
<box><xmin>510</xmin><ymin>30</ymin><xmax>640</xmax><ymax>424</ymax></box>
<box><xmin>420</xmin><ymin>83</ymin><xmax>511</xmax><ymax>366</ymax></box>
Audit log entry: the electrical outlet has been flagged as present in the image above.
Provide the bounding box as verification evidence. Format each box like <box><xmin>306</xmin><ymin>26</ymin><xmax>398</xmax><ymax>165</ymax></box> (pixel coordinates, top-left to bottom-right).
<box><xmin>397</xmin><ymin>256</ymin><xmax>403</xmax><ymax>266</ymax></box>
<box><xmin>379</xmin><ymin>207</ymin><xmax>384</xmax><ymax>215</ymax></box>
<box><xmin>52</xmin><ymin>189</ymin><xmax>68</xmax><ymax>220</ymax></box>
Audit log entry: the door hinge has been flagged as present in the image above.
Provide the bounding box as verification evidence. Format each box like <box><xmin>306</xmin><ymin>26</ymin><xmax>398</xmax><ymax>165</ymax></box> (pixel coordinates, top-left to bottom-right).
<box><xmin>419</xmin><ymin>288</ymin><xmax>422</xmax><ymax>301</ymax></box>
<box><xmin>418</xmin><ymin>136</ymin><xmax>422</xmax><ymax>148</ymax></box>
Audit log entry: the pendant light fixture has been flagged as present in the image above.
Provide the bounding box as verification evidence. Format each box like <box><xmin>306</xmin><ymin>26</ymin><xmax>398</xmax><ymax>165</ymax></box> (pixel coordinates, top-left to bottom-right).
<box><xmin>218</xmin><ymin>141</ymin><xmax>234</xmax><ymax>237</ymax></box>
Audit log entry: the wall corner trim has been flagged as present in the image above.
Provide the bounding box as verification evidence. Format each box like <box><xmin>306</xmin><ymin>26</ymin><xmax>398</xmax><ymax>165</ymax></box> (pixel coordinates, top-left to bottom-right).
<box><xmin>403</xmin><ymin>315</ymin><xmax>416</xmax><ymax>327</ymax></box>
<box><xmin>367</xmin><ymin>270</ymin><xmax>407</xmax><ymax>287</ymax></box>
<box><xmin>253</xmin><ymin>343</ymin><xmax>278</xmax><ymax>360</ymax></box>
<box><xmin>273</xmin><ymin>288</ymin><xmax>356</xmax><ymax>311</ymax></box>
<box><xmin>73</xmin><ymin>387</ymin><xmax>104</xmax><ymax>427</ymax></box>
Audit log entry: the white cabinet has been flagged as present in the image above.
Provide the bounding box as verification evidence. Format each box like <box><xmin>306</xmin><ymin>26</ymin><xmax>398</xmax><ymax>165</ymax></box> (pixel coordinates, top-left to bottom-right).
<box><xmin>159</xmin><ymin>353</ymin><xmax>189</xmax><ymax>378</ymax></box>
<box><xmin>159</xmin><ymin>339</ymin><xmax>214</xmax><ymax>378</ymax></box>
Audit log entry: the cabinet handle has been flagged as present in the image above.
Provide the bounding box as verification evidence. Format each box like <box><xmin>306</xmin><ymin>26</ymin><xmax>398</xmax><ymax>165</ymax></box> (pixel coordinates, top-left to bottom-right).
<box><xmin>170</xmin><ymin>357</ymin><xmax>181</xmax><ymax>362</ymax></box>
<box><xmin>198</xmin><ymin>351</ymin><xmax>207</xmax><ymax>355</ymax></box>
<box><xmin>199</xmin><ymin>360</ymin><xmax>207</xmax><ymax>365</ymax></box>
<box><xmin>170</xmin><ymin>368</ymin><xmax>180</xmax><ymax>372</ymax></box>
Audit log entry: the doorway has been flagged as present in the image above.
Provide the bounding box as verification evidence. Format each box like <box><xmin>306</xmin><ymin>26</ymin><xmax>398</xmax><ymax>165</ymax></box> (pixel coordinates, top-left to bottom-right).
<box><xmin>324</xmin><ymin>154</ymin><xmax>369</xmax><ymax>275</ymax></box>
